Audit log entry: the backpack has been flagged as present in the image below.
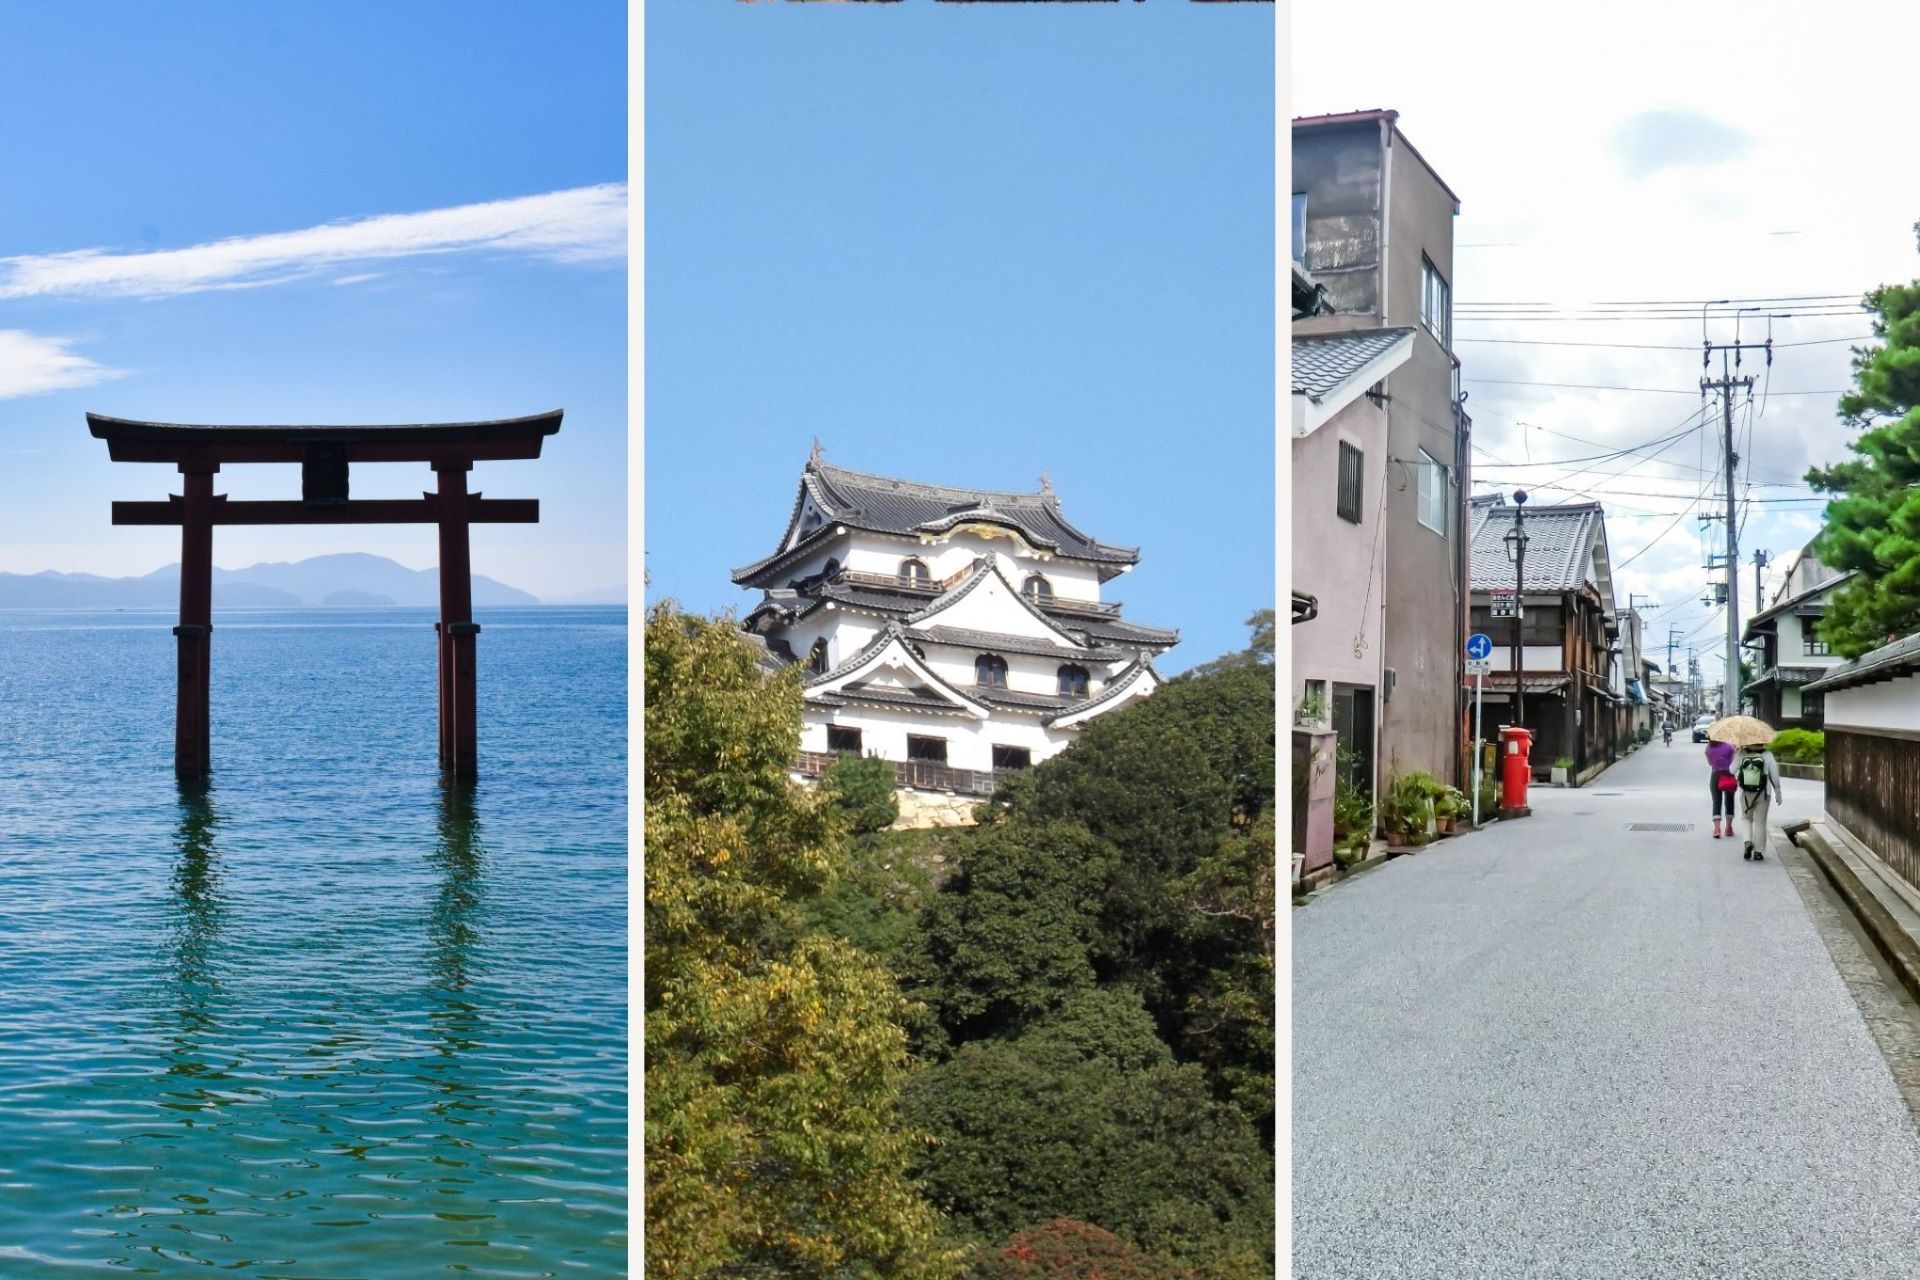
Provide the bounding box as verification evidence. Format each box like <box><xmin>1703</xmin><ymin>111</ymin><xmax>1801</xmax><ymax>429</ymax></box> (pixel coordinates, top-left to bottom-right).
<box><xmin>1737</xmin><ymin>754</ymin><xmax>1768</xmax><ymax>793</ymax></box>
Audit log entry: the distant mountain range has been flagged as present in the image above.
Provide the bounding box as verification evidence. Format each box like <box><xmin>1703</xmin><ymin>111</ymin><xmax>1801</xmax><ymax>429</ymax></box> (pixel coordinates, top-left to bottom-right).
<box><xmin>0</xmin><ymin>553</ymin><xmax>549</xmax><ymax>609</ymax></box>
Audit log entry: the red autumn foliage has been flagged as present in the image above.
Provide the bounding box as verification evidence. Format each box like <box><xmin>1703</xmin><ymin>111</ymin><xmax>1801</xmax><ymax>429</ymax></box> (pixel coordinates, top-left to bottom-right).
<box><xmin>974</xmin><ymin>1219</ymin><xmax>1201</xmax><ymax>1280</ymax></box>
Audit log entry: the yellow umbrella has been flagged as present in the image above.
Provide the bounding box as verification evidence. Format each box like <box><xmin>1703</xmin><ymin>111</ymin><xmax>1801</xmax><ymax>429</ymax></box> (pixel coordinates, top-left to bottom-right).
<box><xmin>1708</xmin><ymin>715</ymin><xmax>1776</xmax><ymax>748</ymax></box>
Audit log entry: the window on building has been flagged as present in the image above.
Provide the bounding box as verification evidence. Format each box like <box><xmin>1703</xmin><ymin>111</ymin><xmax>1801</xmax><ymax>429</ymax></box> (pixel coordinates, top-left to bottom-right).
<box><xmin>1023</xmin><ymin>574</ymin><xmax>1054</xmax><ymax>605</ymax></box>
<box><xmin>1057</xmin><ymin>664</ymin><xmax>1090</xmax><ymax>698</ymax></box>
<box><xmin>1805</xmin><ymin>628</ymin><xmax>1830</xmax><ymax>657</ymax></box>
<box><xmin>1337</xmin><ymin>441</ymin><xmax>1364</xmax><ymax>524</ymax></box>
<box><xmin>898</xmin><ymin>557</ymin><xmax>931</xmax><ymax>589</ymax></box>
<box><xmin>1291</xmin><ymin>193</ymin><xmax>1307</xmax><ymax>264</ymax></box>
<box><xmin>1416</xmin><ymin>449</ymin><xmax>1448</xmax><ymax>534</ymax></box>
<box><xmin>827</xmin><ymin>725</ymin><xmax>862</xmax><ymax>754</ymax></box>
<box><xmin>992</xmin><ymin>744</ymin><xmax>1032</xmax><ymax>771</ymax></box>
<box><xmin>906</xmin><ymin>735</ymin><xmax>947</xmax><ymax>763</ymax></box>
<box><xmin>809</xmin><ymin>638</ymin><xmax>829</xmax><ymax>676</ymax></box>
<box><xmin>975</xmin><ymin>654</ymin><xmax>1008</xmax><ymax>687</ymax></box>
<box><xmin>1801</xmin><ymin>691</ymin><xmax>1825</xmax><ymax>728</ymax></box>
<box><xmin>1421</xmin><ymin>256</ymin><xmax>1451</xmax><ymax>349</ymax></box>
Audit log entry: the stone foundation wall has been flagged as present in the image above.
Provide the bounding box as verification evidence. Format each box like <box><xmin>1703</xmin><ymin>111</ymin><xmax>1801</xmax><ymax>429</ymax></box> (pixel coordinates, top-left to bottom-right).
<box><xmin>892</xmin><ymin>789</ymin><xmax>981</xmax><ymax>830</ymax></box>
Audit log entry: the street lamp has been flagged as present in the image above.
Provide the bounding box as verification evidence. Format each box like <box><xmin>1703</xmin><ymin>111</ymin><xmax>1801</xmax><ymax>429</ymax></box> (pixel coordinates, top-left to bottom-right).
<box><xmin>1504</xmin><ymin>490</ymin><xmax>1529</xmax><ymax>729</ymax></box>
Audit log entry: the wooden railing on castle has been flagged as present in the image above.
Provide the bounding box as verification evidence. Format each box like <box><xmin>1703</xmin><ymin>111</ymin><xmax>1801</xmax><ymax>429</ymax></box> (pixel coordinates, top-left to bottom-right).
<box><xmin>793</xmin><ymin>749</ymin><xmax>1006</xmax><ymax>797</ymax></box>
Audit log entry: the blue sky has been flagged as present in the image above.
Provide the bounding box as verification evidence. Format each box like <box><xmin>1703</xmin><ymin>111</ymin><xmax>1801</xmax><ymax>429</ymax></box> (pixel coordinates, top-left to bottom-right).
<box><xmin>0</xmin><ymin>2</ymin><xmax>626</xmax><ymax>600</ymax></box>
<box><xmin>644</xmin><ymin>3</ymin><xmax>1275</xmax><ymax>672</ymax></box>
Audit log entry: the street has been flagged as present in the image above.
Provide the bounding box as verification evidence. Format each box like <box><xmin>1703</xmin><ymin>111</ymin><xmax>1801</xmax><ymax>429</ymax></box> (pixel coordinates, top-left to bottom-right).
<box><xmin>1293</xmin><ymin>743</ymin><xmax>1920</xmax><ymax>1278</ymax></box>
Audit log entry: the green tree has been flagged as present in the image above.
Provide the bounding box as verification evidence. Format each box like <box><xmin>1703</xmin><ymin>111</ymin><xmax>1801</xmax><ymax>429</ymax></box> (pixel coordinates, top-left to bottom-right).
<box><xmin>644</xmin><ymin>603</ymin><xmax>958</xmax><ymax>1280</ymax></box>
<box><xmin>901</xmin><ymin>1001</ymin><xmax>1272</xmax><ymax>1278</ymax></box>
<box><xmin>1808</xmin><ymin>260</ymin><xmax>1920</xmax><ymax>655</ymax></box>
<box><xmin>823</xmin><ymin>750</ymin><xmax>901</xmax><ymax>834</ymax></box>
<box><xmin>1188</xmin><ymin>609</ymin><xmax>1275</xmax><ymax>677</ymax></box>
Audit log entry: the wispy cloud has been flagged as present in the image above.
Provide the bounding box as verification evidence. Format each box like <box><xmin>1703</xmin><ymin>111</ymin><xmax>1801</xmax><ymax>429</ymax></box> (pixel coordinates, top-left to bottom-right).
<box><xmin>0</xmin><ymin>330</ymin><xmax>124</xmax><ymax>399</ymax></box>
<box><xmin>1610</xmin><ymin>109</ymin><xmax>1749</xmax><ymax>181</ymax></box>
<box><xmin>0</xmin><ymin>183</ymin><xmax>627</xmax><ymax>301</ymax></box>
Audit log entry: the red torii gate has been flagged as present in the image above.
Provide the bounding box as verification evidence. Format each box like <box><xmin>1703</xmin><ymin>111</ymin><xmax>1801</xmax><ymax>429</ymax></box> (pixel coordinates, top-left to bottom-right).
<box><xmin>89</xmin><ymin>410</ymin><xmax>562</xmax><ymax>781</ymax></box>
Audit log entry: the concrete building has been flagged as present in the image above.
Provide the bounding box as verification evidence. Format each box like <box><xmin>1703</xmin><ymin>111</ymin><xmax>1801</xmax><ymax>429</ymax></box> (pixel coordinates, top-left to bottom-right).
<box><xmin>734</xmin><ymin>450</ymin><xmax>1177</xmax><ymax>824</ymax></box>
<box><xmin>1743</xmin><ymin>547</ymin><xmax>1851</xmax><ymax>730</ymax></box>
<box><xmin>1292</xmin><ymin>108</ymin><xmax>1468</xmax><ymax>790</ymax></box>
<box><xmin>1291</xmin><ymin>326</ymin><xmax>1416</xmax><ymax>862</ymax></box>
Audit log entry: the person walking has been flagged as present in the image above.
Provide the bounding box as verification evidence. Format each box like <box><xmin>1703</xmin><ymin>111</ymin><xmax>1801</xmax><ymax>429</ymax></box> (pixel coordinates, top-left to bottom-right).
<box><xmin>1707</xmin><ymin>738</ymin><xmax>1737</xmax><ymax>838</ymax></box>
<box><xmin>1735</xmin><ymin>741</ymin><xmax>1785</xmax><ymax>862</ymax></box>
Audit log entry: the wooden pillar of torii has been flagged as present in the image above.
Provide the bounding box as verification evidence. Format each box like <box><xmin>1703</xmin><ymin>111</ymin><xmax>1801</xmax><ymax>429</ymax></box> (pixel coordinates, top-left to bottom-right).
<box><xmin>89</xmin><ymin>411</ymin><xmax>562</xmax><ymax>781</ymax></box>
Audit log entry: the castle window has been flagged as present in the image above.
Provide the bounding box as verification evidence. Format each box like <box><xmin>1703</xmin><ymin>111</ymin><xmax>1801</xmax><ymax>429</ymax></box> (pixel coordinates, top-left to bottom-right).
<box><xmin>809</xmin><ymin>638</ymin><xmax>829</xmax><ymax>675</ymax></box>
<box><xmin>992</xmin><ymin>745</ymin><xmax>1032</xmax><ymax>771</ymax></box>
<box><xmin>975</xmin><ymin>654</ymin><xmax>1008</xmax><ymax>688</ymax></box>
<box><xmin>1056</xmin><ymin>664</ymin><xmax>1090</xmax><ymax>698</ymax></box>
<box><xmin>907</xmin><ymin>735</ymin><xmax>948</xmax><ymax>764</ymax></box>
<box><xmin>827</xmin><ymin>725</ymin><xmax>862</xmax><ymax>754</ymax></box>
<box><xmin>1023</xmin><ymin>574</ymin><xmax>1054</xmax><ymax>605</ymax></box>
<box><xmin>898</xmin><ymin>558</ymin><xmax>931</xmax><ymax>589</ymax></box>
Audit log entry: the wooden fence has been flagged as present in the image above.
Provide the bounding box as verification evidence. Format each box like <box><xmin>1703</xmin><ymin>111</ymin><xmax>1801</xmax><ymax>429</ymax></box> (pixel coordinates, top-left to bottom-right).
<box><xmin>1826</xmin><ymin>727</ymin><xmax>1920</xmax><ymax>894</ymax></box>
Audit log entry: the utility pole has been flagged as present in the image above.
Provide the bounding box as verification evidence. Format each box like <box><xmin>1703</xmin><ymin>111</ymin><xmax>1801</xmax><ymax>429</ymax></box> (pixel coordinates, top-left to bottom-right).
<box><xmin>1701</xmin><ymin>336</ymin><xmax>1769</xmax><ymax>716</ymax></box>
<box><xmin>1753</xmin><ymin>548</ymin><xmax>1771</xmax><ymax>610</ymax></box>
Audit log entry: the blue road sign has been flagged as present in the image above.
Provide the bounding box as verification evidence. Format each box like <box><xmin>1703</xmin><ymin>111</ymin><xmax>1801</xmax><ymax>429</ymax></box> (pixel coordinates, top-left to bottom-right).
<box><xmin>1466</xmin><ymin>633</ymin><xmax>1493</xmax><ymax>661</ymax></box>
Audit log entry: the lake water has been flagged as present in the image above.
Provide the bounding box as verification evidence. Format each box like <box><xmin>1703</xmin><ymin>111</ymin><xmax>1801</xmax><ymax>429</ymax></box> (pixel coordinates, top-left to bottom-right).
<box><xmin>0</xmin><ymin>607</ymin><xmax>627</xmax><ymax>1278</ymax></box>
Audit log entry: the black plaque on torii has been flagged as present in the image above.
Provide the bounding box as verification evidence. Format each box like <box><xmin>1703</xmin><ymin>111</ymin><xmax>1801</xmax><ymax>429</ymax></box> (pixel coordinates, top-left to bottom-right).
<box><xmin>88</xmin><ymin>410</ymin><xmax>562</xmax><ymax>781</ymax></box>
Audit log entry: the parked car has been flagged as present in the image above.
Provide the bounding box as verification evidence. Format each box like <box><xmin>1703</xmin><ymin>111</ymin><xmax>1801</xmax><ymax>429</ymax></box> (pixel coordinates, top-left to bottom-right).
<box><xmin>1692</xmin><ymin>714</ymin><xmax>1714</xmax><ymax>743</ymax></box>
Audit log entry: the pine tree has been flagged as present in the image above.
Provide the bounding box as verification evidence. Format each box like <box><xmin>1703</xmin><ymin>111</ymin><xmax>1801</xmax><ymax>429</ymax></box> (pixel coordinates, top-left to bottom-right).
<box><xmin>1807</xmin><ymin>254</ymin><xmax>1920</xmax><ymax>656</ymax></box>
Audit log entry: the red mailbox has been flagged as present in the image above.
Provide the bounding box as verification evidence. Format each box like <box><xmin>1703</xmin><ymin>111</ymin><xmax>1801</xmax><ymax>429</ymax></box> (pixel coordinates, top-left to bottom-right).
<box><xmin>1499</xmin><ymin>725</ymin><xmax>1534</xmax><ymax>818</ymax></box>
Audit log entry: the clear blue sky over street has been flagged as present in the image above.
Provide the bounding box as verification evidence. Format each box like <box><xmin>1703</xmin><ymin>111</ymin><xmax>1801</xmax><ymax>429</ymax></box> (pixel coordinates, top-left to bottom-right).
<box><xmin>644</xmin><ymin>3</ymin><xmax>1274</xmax><ymax>672</ymax></box>
<box><xmin>0</xmin><ymin>2</ymin><xmax>626</xmax><ymax>600</ymax></box>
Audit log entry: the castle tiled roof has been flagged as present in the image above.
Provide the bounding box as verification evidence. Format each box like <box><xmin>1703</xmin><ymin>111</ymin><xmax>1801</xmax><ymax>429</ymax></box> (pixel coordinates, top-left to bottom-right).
<box><xmin>807</xmin><ymin>461</ymin><xmax>1137</xmax><ymax>564</ymax></box>
<box><xmin>733</xmin><ymin>457</ymin><xmax>1141</xmax><ymax>586</ymax></box>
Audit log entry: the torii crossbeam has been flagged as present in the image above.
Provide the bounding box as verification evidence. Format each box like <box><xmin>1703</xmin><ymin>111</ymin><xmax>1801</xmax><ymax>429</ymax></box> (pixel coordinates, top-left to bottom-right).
<box><xmin>89</xmin><ymin>410</ymin><xmax>562</xmax><ymax>781</ymax></box>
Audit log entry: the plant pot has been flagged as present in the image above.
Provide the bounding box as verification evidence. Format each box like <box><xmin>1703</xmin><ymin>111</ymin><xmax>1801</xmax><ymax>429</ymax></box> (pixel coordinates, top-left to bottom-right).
<box><xmin>1291</xmin><ymin>854</ymin><xmax>1305</xmax><ymax>884</ymax></box>
<box><xmin>1435</xmin><ymin>816</ymin><xmax>1455</xmax><ymax>835</ymax></box>
<box><xmin>1550</xmin><ymin>766</ymin><xmax>1570</xmax><ymax>787</ymax></box>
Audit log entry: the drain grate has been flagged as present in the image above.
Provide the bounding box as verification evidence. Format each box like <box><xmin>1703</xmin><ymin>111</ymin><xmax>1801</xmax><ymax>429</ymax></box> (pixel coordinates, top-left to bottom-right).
<box><xmin>1628</xmin><ymin>822</ymin><xmax>1693</xmax><ymax>832</ymax></box>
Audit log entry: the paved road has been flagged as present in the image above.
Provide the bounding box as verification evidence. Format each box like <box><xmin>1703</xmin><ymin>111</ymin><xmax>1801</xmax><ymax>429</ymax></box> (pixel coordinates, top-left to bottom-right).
<box><xmin>1294</xmin><ymin>742</ymin><xmax>1920</xmax><ymax>1278</ymax></box>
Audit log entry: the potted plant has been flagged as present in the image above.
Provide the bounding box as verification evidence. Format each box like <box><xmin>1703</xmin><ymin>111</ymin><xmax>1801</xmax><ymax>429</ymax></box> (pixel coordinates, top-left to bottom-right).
<box><xmin>1384</xmin><ymin>770</ymin><xmax>1439</xmax><ymax>848</ymax></box>
<box><xmin>1550</xmin><ymin>756</ymin><xmax>1574</xmax><ymax>787</ymax></box>
<box><xmin>1433</xmin><ymin>784</ymin><xmax>1468</xmax><ymax>834</ymax></box>
<box><xmin>1295</xmin><ymin>686</ymin><xmax>1329</xmax><ymax>728</ymax></box>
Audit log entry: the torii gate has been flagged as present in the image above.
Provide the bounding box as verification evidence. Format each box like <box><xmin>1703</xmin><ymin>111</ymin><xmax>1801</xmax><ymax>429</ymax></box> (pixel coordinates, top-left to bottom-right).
<box><xmin>89</xmin><ymin>410</ymin><xmax>562</xmax><ymax>782</ymax></box>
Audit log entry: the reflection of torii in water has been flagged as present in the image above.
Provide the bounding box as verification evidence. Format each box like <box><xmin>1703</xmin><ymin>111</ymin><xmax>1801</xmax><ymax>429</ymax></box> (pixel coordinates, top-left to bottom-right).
<box><xmin>425</xmin><ymin>779</ymin><xmax>486</xmax><ymax>1093</ymax></box>
<box><xmin>165</xmin><ymin>782</ymin><xmax>227</xmax><ymax>1096</ymax></box>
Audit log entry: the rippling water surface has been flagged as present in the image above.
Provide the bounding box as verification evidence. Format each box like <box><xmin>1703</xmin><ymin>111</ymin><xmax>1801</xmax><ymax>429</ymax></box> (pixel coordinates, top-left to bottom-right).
<box><xmin>0</xmin><ymin>607</ymin><xmax>626</xmax><ymax>1278</ymax></box>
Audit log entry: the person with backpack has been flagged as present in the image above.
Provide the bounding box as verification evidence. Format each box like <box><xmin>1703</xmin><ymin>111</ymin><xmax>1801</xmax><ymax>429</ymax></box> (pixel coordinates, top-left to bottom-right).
<box><xmin>1735</xmin><ymin>742</ymin><xmax>1785</xmax><ymax>861</ymax></box>
<box><xmin>1707</xmin><ymin>738</ymin><xmax>1737</xmax><ymax>838</ymax></box>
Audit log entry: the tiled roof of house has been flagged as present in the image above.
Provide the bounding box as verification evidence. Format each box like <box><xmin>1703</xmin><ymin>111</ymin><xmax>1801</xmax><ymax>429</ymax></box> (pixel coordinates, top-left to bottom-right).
<box><xmin>1743</xmin><ymin>571</ymin><xmax>1855</xmax><ymax>640</ymax></box>
<box><xmin>1803</xmin><ymin>631</ymin><xmax>1920</xmax><ymax>695</ymax></box>
<box><xmin>1291</xmin><ymin>328</ymin><xmax>1417</xmax><ymax>401</ymax></box>
<box><xmin>1469</xmin><ymin>502</ymin><xmax>1606</xmax><ymax>595</ymax></box>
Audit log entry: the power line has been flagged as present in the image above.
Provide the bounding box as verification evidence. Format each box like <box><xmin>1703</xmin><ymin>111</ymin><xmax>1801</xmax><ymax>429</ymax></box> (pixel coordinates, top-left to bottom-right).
<box><xmin>1454</xmin><ymin>334</ymin><xmax>1874</xmax><ymax>351</ymax></box>
<box><xmin>1464</xmin><ymin>377</ymin><xmax>1847</xmax><ymax>396</ymax></box>
<box><xmin>1460</xmin><ymin>293</ymin><xmax>1861</xmax><ymax>307</ymax></box>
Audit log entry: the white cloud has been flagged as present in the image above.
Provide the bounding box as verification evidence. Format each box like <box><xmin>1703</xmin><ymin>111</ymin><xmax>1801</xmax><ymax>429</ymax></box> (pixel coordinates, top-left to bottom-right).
<box><xmin>0</xmin><ymin>330</ymin><xmax>124</xmax><ymax>399</ymax></box>
<box><xmin>0</xmin><ymin>183</ymin><xmax>627</xmax><ymax>301</ymax></box>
